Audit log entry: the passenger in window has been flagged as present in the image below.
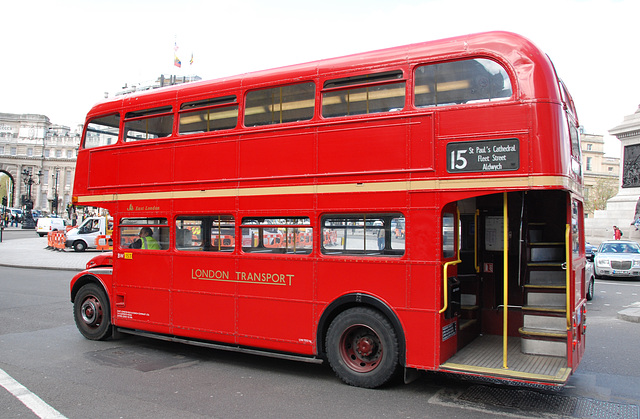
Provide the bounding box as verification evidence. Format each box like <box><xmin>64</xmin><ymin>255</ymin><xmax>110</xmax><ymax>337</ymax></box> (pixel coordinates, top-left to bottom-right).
<box><xmin>130</xmin><ymin>227</ymin><xmax>160</xmax><ymax>250</ymax></box>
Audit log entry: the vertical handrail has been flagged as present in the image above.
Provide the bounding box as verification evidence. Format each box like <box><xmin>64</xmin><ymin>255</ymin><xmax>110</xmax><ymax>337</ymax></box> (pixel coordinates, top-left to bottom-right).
<box><xmin>439</xmin><ymin>209</ymin><xmax>461</xmax><ymax>315</ymax></box>
<box><xmin>502</xmin><ymin>192</ymin><xmax>509</xmax><ymax>369</ymax></box>
<box><xmin>565</xmin><ymin>224</ymin><xmax>571</xmax><ymax>329</ymax></box>
<box><xmin>474</xmin><ymin>209</ymin><xmax>480</xmax><ymax>273</ymax></box>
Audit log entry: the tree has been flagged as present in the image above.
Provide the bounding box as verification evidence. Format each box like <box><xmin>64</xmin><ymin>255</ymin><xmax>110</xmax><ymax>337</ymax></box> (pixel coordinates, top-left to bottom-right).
<box><xmin>585</xmin><ymin>177</ymin><xmax>619</xmax><ymax>215</ymax></box>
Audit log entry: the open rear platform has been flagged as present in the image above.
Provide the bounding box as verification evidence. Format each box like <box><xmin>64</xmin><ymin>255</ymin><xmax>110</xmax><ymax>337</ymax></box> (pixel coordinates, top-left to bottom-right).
<box><xmin>439</xmin><ymin>334</ymin><xmax>571</xmax><ymax>384</ymax></box>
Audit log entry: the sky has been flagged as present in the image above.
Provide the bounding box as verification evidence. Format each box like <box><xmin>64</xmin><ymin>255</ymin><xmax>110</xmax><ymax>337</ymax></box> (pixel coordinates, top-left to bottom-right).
<box><xmin>2</xmin><ymin>0</ymin><xmax>638</xmax><ymax>156</ymax></box>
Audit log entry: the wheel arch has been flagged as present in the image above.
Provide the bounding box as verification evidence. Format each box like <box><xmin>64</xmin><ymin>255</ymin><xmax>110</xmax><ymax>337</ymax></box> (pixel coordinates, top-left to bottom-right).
<box><xmin>316</xmin><ymin>293</ymin><xmax>406</xmax><ymax>365</ymax></box>
<box><xmin>70</xmin><ymin>273</ymin><xmax>110</xmax><ymax>304</ymax></box>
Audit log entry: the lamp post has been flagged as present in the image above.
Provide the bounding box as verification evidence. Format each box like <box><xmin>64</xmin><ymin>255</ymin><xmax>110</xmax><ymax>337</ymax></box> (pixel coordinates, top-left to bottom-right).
<box><xmin>21</xmin><ymin>168</ymin><xmax>42</xmax><ymax>229</ymax></box>
<box><xmin>51</xmin><ymin>169</ymin><xmax>60</xmax><ymax>216</ymax></box>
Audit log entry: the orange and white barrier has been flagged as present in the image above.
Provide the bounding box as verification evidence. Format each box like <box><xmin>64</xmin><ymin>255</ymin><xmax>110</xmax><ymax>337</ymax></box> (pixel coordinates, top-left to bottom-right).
<box><xmin>95</xmin><ymin>235</ymin><xmax>112</xmax><ymax>251</ymax></box>
<box><xmin>47</xmin><ymin>231</ymin><xmax>66</xmax><ymax>251</ymax></box>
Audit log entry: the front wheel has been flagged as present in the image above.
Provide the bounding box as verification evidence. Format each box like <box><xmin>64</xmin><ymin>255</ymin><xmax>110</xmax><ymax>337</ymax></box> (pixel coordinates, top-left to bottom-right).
<box><xmin>73</xmin><ymin>283</ymin><xmax>112</xmax><ymax>340</ymax></box>
<box><xmin>73</xmin><ymin>240</ymin><xmax>87</xmax><ymax>252</ymax></box>
<box><xmin>325</xmin><ymin>307</ymin><xmax>400</xmax><ymax>388</ymax></box>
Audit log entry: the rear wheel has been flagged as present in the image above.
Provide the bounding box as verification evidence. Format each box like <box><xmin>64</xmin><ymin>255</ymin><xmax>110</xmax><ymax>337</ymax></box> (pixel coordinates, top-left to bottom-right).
<box><xmin>586</xmin><ymin>277</ymin><xmax>595</xmax><ymax>300</ymax></box>
<box><xmin>74</xmin><ymin>283</ymin><xmax>112</xmax><ymax>340</ymax></box>
<box><xmin>326</xmin><ymin>307</ymin><xmax>400</xmax><ymax>388</ymax></box>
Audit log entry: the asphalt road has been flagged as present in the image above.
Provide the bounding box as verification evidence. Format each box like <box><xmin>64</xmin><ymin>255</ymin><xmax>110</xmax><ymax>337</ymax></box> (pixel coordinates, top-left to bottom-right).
<box><xmin>1</xmin><ymin>264</ymin><xmax>639</xmax><ymax>418</ymax></box>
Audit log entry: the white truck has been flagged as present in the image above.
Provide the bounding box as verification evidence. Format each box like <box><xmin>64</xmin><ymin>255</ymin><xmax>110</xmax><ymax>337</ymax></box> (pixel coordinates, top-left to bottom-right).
<box><xmin>65</xmin><ymin>216</ymin><xmax>112</xmax><ymax>252</ymax></box>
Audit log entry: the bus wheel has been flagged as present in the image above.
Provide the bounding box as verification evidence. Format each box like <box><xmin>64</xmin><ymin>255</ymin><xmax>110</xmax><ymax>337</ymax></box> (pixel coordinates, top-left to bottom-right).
<box><xmin>73</xmin><ymin>241</ymin><xmax>87</xmax><ymax>252</ymax></box>
<box><xmin>74</xmin><ymin>283</ymin><xmax>112</xmax><ymax>340</ymax></box>
<box><xmin>326</xmin><ymin>307</ymin><xmax>399</xmax><ymax>388</ymax></box>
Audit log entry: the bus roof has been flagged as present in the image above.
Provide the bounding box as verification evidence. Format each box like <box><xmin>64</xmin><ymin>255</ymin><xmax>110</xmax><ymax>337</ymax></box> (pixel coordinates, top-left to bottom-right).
<box><xmin>86</xmin><ymin>31</ymin><xmax>560</xmax><ymax>121</ymax></box>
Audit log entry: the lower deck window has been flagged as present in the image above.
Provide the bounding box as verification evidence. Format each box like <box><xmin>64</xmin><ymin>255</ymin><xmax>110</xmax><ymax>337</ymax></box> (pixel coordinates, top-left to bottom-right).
<box><xmin>119</xmin><ymin>218</ymin><xmax>169</xmax><ymax>250</ymax></box>
<box><xmin>321</xmin><ymin>214</ymin><xmax>405</xmax><ymax>256</ymax></box>
<box><xmin>241</xmin><ymin>217</ymin><xmax>312</xmax><ymax>254</ymax></box>
<box><xmin>176</xmin><ymin>215</ymin><xmax>235</xmax><ymax>252</ymax></box>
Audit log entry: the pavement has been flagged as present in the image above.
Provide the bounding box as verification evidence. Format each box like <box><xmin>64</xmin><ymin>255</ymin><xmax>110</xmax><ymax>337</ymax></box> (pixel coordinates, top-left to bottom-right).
<box><xmin>1</xmin><ymin>225</ymin><xmax>639</xmax><ymax>322</ymax></box>
<box><xmin>0</xmin><ymin>226</ymin><xmax>97</xmax><ymax>271</ymax></box>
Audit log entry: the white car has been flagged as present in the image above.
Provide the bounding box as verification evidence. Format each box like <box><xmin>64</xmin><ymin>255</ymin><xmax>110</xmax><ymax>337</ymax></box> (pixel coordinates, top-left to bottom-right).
<box><xmin>594</xmin><ymin>240</ymin><xmax>640</xmax><ymax>280</ymax></box>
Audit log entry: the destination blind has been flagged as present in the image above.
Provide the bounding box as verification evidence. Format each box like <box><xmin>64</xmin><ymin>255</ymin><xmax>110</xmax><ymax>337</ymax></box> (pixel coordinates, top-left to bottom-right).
<box><xmin>446</xmin><ymin>138</ymin><xmax>519</xmax><ymax>173</ymax></box>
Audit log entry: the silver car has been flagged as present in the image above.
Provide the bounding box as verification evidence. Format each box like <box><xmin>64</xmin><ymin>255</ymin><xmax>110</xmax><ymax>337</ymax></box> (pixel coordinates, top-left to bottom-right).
<box><xmin>594</xmin><ymin>240</ymin><xmax>640</xmax><ymax>279</ymax></box>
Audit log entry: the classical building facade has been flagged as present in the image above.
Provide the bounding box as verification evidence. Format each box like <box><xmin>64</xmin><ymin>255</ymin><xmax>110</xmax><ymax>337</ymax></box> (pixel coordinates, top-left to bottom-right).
<box><xmin>581</xmin><ymin>132</ymin><xmax>620</xmax><ymax>217</ymax></box>
<box><xmin>585</xmin><ymin>105</ymin><xmax>640</xmax><ymax>243</ymax></box>
<box><xmin>0</xmin><ymin>113</ymin><xmax>81</xmax><ymax>215</ymax></box>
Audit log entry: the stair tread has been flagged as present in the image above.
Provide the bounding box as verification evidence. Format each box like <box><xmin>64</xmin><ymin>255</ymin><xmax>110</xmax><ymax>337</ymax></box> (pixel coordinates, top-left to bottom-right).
<box><xmin>519</xmin><ymin>326</ymin><xmax>566</xmax><ymax>338</ymax></box>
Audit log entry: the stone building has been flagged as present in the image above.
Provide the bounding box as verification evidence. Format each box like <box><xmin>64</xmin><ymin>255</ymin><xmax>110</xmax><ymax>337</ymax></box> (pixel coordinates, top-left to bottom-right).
<box><xmin>581</xmin><ymin>132</ymin><xmax>620</xmax><ymax>217</ymax></box>
<box><xmin>585</xmin><ymin>105</ymin><xmax>640</xmax><ymax>243</ymax></box>
<box><xmin>0</xmin><ymin>113</ymin><xmax>80</xmax><ymax>216</ymax></box>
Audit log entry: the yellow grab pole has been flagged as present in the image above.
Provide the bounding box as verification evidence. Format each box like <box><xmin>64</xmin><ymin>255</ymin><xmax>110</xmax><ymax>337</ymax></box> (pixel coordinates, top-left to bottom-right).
<box><xmin>503</xmin><ymin>192</ymin><xmax>509</xmax><ymax>369</ymax></box>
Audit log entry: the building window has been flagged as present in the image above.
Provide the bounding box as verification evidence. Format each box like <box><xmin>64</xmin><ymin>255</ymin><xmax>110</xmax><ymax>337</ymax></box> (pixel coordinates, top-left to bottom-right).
<box><xmin>67</xmin><ymin>150</ymin><xmax>73</xmax><ymax>158</ymax></box>
<box><xmin>587</xmin><ymin>144</ymin><xmax>593</xmax><ymax>151</ymax></box>
<box><xmin>10</xmin><ymin>147</ymin><xmax>17</xmax><ymax>156</ymax></box>
<box><xmin>56</xmin><ymin>149</ymin><xmax>62</xmax><ymax>158</ymax></box>
<box><xmin>608</xmin><ymin>166</ymin><xmax>614</xmax><ymax>172</ymax></box>
<box><xmin>586</xmin><ymin>157</ymin><xmax>592</xmax><ymax>171</ymax></box>
<box><xmin>27</xmin><ymin>147</ymin><xmax>33</xmax><ymax>157</ymax></box>
<box><xmin>44</xmin><ymin>149</ymin><xmax>50</xmax><ymax>157</ymax></box>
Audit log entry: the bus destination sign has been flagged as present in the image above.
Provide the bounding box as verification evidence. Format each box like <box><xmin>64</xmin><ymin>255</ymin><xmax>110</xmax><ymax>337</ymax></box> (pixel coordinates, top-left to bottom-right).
<box><xmin>446</xmin><ymin>138</ymin><xmax>519</xmax><ymax>173</ymax></box>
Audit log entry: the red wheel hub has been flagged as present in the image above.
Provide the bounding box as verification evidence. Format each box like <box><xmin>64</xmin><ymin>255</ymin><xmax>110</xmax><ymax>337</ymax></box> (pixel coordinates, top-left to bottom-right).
<box><xmin>339</xmin><ymin>325</ymin><xmax>383</xmax><ymax>373</ymax></box>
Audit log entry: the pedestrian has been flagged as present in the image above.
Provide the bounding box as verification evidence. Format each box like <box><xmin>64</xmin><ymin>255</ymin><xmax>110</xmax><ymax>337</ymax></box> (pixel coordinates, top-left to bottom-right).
<box><xmin>613</xmin><ymin>225</ymin><xmax>622</xmax><ymax>240</ymax></box>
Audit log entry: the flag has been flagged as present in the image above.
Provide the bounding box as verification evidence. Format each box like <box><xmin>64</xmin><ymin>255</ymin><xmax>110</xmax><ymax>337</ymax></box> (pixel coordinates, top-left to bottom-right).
<box><xmin>174</xmin><ymin>55</ymin><xmax>182</xmax><ymax>68</ymax></box>
<box><xmin>190</xmin><ymin>53</ymin><xmax>194</xmax><ymax>66</ymax></box>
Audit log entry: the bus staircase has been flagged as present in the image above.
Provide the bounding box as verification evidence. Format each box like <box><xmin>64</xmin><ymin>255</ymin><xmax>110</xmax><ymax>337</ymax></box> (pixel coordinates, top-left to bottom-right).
<box><xmin>440</xmin><ymin>223</ymin><xmax>571</xmax><ymax>384</ymax></box>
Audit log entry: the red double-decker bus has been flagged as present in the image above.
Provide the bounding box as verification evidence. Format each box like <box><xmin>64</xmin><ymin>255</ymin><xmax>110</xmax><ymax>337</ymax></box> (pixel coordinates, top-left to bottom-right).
<box><xmin>70</xmin><ymin>31</ymin><xmax>586</xmax><ymax>388</ymax></box>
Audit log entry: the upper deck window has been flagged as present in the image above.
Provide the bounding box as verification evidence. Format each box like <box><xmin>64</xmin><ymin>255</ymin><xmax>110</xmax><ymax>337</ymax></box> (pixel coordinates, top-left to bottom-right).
<box><xmin>124</xmin><ymin>106</ymin><xmax>174</xmax><ymax>142</ymax></box>
<box><xmin>322</xmin><ymin>71</ymin><xmax>405</xmax><ymax>118</ymax></box>
<box><xmin>179</xmin><ymin>96</ymin><xmax>239</xmax><ymax>134</ymax></box>
<box><xmin>83</xmin><ymin>114</ymin><xmax>120</xmax><ymax>149</ymax></box>
<box><xmin>414</xmin><ymin>58</ymin><xmax>512</xmax><ymax>108</ymax></box>
<box><xmin>244</xmin><ymin>82</ymin><xmax>315</xmax><ymax>127</ymax></box>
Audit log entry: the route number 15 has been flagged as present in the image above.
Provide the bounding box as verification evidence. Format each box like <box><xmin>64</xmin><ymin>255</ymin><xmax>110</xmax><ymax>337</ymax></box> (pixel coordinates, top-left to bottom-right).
<box><xmin>450</xmin><ymin>149</ymin><xmax>468</xmax><ymax>170</ymax></box>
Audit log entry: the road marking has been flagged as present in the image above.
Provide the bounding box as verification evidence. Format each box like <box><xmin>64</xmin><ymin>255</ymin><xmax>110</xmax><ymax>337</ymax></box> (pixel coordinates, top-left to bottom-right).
<box><xmin>0</xmin><ymin>368</ymin><xmax>67</xmax><ymax>419</ymax></box>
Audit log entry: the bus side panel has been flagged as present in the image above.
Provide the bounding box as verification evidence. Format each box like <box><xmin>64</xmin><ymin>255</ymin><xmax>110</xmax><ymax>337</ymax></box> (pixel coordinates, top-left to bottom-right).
<box><xmin>118</xmin><ymin>146</ymin><xmax>173</xmax><ymax>187</ymax></box>
<box><xmin>399</xmin><ymin>309</ymin><xmax>438</xmax><ymax>369</ymax></box>
<box><xmin>235</xmin><ymin>258</ymin><xmax>315</xmax><ymax>354</ymax></box>
<box><xmin>315</xmin><ymin>261</ymin><xmax>407</xmax><ymax>315</ymax></box>
<box><xmin>239</xmin><ymin>131</ymin><xmax>315</xmax><ymax>179</ymax></box>
<box><xmin>88</xmin><ymin>149</ymin><xmax>118</xmax><ymax>189</ymax></box>
<box><xmin>317</xmin><ymin>119</ymin><xmax>409</xmax><ymax>174</ymax></box>
<box><xmin>112</xmin><ymin>253</ymin><xmax>172</xmax><ymax>333</ymax></box>
<box><xmin>171</xmin><ymin>254</ymin><xmax>237</xmax><ymax>343</ymax></box>
<box><xmin>174</xmin><ymin>140</ymin><xmax>237</xmax><ymax>183</ymax></box>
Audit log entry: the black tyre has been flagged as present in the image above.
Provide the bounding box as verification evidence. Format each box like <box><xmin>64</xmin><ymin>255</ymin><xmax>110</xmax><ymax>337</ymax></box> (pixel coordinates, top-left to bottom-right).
<box><xmin>73</xmin><ymin>240</ymin><xmax>87</xmax><ymax>252</ymax></box>
<box><xmin>325</xmin><ymin>307</ymin><xmax>400</xmax><ymax>388</ymax></box>
<box><xmin>586</xmin><ymin>277</ymin><xmax>595</xmax><ymax>301</ymax></box>
<box><xmin>73</xmin><ymin>283</ymin><xmax>112</xmax><ymax>340</ymax></box>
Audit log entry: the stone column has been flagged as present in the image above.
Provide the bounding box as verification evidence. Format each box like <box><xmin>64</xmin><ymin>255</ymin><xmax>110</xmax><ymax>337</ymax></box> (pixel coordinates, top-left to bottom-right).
<box><xmin>586</xmin><ymin>105</ymin><xmax>640</xmax><ymax>243</ymax></box>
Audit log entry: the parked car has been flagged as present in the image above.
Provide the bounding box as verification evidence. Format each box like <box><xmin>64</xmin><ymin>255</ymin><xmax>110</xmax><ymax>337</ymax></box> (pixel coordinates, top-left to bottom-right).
<box><xmin>594</xmin><ymin>240</ymin><xmax>640</xmax><ymax>279</ymax></box>
<box><xmin>585</xmin><ymin>257</ymin><xmax>595</xmax><ymax>300</ymax></box>
<box><xmin>585</xmin><ymin>242</ymin><xmax>597</xmax><ymax>259</ymax></box>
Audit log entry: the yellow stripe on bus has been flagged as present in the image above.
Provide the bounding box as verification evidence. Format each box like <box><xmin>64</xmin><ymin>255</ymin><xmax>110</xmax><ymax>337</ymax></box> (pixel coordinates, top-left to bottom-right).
<box><xmin>76</xmin><ymin>175</ymin><xmax>577</xmax><ymax>204</ymax></box>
